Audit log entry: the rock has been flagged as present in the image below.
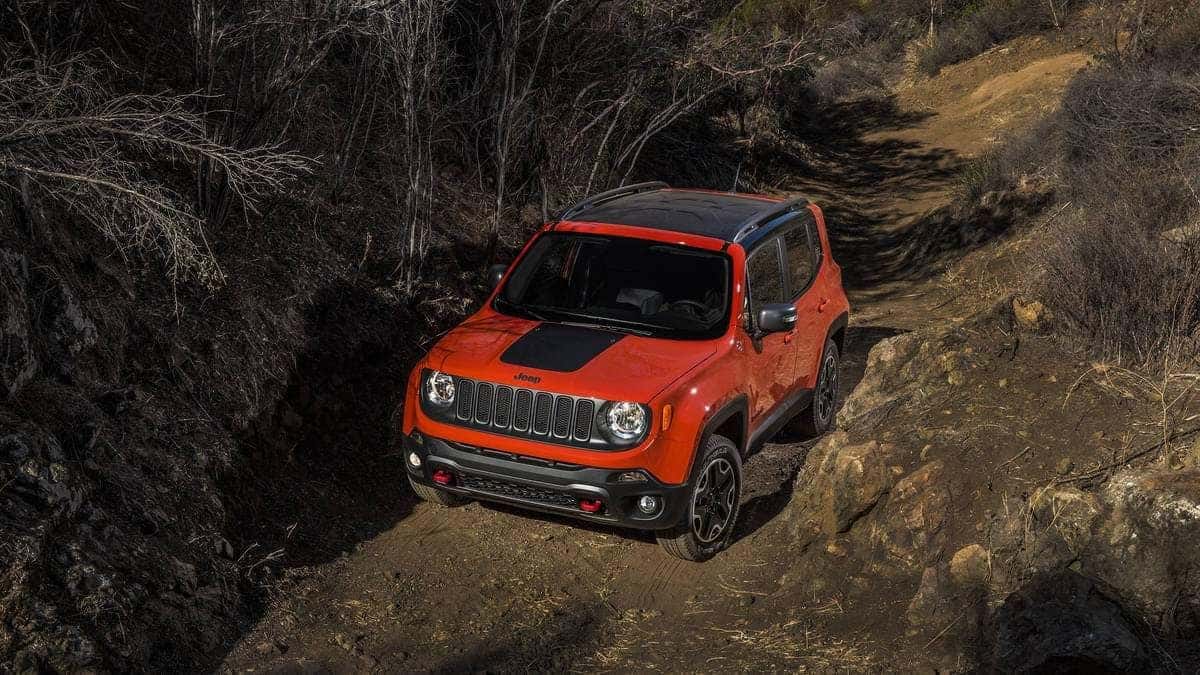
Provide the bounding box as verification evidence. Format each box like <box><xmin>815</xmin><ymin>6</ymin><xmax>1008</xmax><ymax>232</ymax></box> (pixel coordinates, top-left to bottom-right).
<box><xmin>949</xmin><ymin>544</ymin><xmax>990</xmax><ymax>586</ymax></box>
<box><xmin>0</xmin><ymin>434</ymin><xmax>32</xmax><ymax>462</ymax></box>
<box><xmin>947</xmin><ymin>370</ymin><xmax>965</xmax><ymax>386</ymax></box>
<box><xmin>1030</xmin><ymin>485</ymin><xmax>1101</xmax><ymax>556</ymax></box>
<box><xmin>988</xmin><ymin>572</ymin><xmax>1149</xmax><ymax>672</ymax></box>
<box><xmin>739</xmin><ymin>594</ymin><xmax>755</xmax><ymax>607</ymax></box>
<box><xmin>906</xmin><ymin>566</ymin><xmax>950</xmax><ymax>626</ymax></box>
<box><xmin>1012</xmin><ymin>297</ymin><xmax>1049</xmax><ymax>331</ymax></box>
<box><xmin>1182</xmin><ymin>436</ymin><xmax>1200</xmax><ymax>470</ymax></box>
<box><xmin>1163</xmin><ymin>221</ymin><xmax>1200</xmax><ymax>243</ymax></box>
<box><xmin>825</xmin><ymin>540</ymin><xmax>848</xmax><ymax>557</ymax></box>
<box><xmin>1055</xmin><ymin>458</ymin><xmax>1074</xmax><ymax>476</ymax></box>
<box><xmin>333</xmin><ymin>633</ymin><xmax>356</xmax><ymax>652</ymax></box>
<box><xmin>787</xmin><ymin>432</ymin><xmax>894</xmax><ymax>538</ymax></box>
<box><xmin>255</xmin><ymin>641</ymin><xmax>275</xmax><ymax>657</ymax></box>
<box><xmin>836</xmin><ymin>332</ymin><xmax>924</xmax><ymax>424</ymax></box>
<box><xmin>877</xmin><ymin>461</ymin><xmax>951</xmax><ymax>568</ymax></box>
<box><xmin>1089</xmin><ymin>469</ymin><xmax>1200</xmax><ymax>633</ymax></box>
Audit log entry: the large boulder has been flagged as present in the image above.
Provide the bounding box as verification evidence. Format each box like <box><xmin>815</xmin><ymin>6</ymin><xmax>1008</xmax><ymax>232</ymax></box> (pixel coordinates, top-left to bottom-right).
<box><xmin>785</xmin><ymin>431</ymin><xmax>894</xmax><ymax>539</ymax></box>
<box><xmin>1020</xmin><ymin>469</ymin><xmax>1200</xmax><ymax>635</ymax></box>
<box><xmin>1090</xmin><ymin>469</ymin><xmax>1200</xmax><ymax>634</ymax></box>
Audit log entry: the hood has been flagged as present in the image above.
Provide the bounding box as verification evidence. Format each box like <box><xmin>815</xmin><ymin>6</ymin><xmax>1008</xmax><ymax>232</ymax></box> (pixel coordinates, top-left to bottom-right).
<box><xmin>426</xmin><ymin>311</ymin><xmax>717</xmax><ymax>402</ymax></box>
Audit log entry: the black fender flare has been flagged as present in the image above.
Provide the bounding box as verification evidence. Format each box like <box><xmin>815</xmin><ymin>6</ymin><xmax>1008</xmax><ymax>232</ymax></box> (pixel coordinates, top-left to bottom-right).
<box><xmin>825</xmin><ymin>311</ymin><xmax>849</xmax><ymax>353</ymax></box>
<box><xmin>689</xmin><ymin>394</ymin><xmax>749</xmax><ymax>477</ymax></box>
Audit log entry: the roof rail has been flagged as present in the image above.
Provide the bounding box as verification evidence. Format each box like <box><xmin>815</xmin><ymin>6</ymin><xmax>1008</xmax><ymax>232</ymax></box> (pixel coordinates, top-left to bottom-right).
<box><xmin>559</xmin><ymin>181</ymin><xmax>669</xmax><ymax>221</ymax></box>
<box><xmin>731</xmin><ymin>196</ymin><xmax>809</xmax><ymax>243</ymax></box>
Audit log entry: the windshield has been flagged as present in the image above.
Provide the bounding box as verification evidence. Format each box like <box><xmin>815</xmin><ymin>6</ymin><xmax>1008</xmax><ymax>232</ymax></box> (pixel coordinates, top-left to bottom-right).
<box><xmin>495</xmin><ymin>233</ymin><xmax>731</xmax><ymax>339</ymax></box>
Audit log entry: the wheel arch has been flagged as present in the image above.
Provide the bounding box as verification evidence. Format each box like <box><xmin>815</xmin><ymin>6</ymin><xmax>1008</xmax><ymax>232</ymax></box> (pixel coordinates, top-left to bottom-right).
<box><xmin>827</xmin><ymin>311</ymin><xmax>849</xmax><ymax>355</ymax></box>
<box><xmin>696</xmin><ymin>394</ymin><xmax>749</xmax><ymax>463</ymax></box>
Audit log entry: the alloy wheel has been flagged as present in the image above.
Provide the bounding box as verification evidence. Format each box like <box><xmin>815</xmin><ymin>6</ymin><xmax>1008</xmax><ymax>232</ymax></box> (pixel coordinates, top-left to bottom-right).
<box><xmin>691</xmin><ymin>457</ymin><xmax>737</xmax><ymax>543</ymax></box>
<box><xmin>816</xmin><ymin>351</ymin><xmax>838</xmax><ymax>424</ymax></box>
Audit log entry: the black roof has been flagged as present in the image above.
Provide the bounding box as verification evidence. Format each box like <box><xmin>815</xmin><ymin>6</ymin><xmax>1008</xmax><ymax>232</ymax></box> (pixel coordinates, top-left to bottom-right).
<box><xmin>564</xmin><ymin>187</ymin><xmax>804</xmax><ymax>243</ymax></box>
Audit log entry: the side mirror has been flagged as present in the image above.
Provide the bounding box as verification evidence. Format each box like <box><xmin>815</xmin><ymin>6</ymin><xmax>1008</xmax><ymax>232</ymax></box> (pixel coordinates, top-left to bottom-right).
<box><xmin>488</xmin><ymin>263</ymin><xmax>508</xmax><ymax>290</ymax></box>
<box><xmin>757</xmin><ymin>303</ymin><xmax>797</xmax><ymax>334</ymax></box>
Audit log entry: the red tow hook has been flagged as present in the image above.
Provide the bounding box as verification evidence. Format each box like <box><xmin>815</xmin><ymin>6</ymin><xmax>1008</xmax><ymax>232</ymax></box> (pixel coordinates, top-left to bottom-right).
<box><xmin>431</xmin><ymin>468</ymin><xmax>456</xmax><ymax>486</ymax></box>
<box><xmin>578</xmin><ymin>498</ymin><xmax>604</xmax><ymax>513</ymax></box>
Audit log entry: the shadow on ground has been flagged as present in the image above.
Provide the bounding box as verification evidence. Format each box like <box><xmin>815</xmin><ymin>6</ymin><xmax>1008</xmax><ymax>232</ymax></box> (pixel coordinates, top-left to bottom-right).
<box><xmin>783</xmin><ymin>96</ymin><xmax>1041</xmax><ymax>293</ymax></box>
<box><xmin>219</xmin><ymin>283</ymin><xmax>422</xmax><ymax>569</ymax></box>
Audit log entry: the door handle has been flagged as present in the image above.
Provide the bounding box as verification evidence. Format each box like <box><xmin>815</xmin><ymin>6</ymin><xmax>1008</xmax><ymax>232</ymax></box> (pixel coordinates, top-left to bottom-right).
<box><xmin>817</xmin><ymin>298</ymin><xmax>829</xmax><ymax>313</ymax></box>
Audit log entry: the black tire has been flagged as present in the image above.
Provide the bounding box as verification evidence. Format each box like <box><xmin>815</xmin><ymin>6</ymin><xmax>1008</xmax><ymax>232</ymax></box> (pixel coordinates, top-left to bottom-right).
<box><xmin>657</xmin><ymin>434</ymin><xmax>742</xmax><ymax>562</ymax></box>
<box><xmin>408</xmin><ymin>474</ymin><xmax>469</xmax><ymax>507</ymax></box>
<box><xmin>796</xmin><ymin>338</ymin><xmax>840</xmax><ymax>437</ymax></box>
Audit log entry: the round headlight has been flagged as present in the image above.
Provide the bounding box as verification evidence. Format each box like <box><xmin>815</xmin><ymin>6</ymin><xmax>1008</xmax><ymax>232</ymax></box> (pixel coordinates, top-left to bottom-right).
<box><xmin>604</xmin><ymin>401</ymin><xmax>647</xmax><ymax>440</ymax></box>
<box><xmin>425</xmin><ymin>371</ymin><xmax>456</xmax><ymax>407</ymax></box>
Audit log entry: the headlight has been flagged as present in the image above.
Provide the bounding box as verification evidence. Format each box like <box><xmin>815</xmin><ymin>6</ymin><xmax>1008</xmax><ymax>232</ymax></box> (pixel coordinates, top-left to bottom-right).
<box><xmin>603</xmin><ymin>401</ymin><xmax>647</xmax><ymax>441</ymax></box>
<box><xmin>425</xmin><ymin>371</ymin><xmax>456</xmax><ymax>407</ymax></box>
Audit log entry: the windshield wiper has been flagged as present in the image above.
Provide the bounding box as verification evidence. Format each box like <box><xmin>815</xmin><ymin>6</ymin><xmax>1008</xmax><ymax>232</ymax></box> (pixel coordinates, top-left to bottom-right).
<box><xmin>496</xmin><ymin>297</ymin><xmax>550</xmax><ymax>322</ymax></box>
<box><xmin>558</xmin><ymin>319</ymin><xmax>653</xmax><ymax>337</ymax></box>
<box><xmin>539</xmin><ymin>309</ymin><xmax>662</xmax><ymax>336</ymax></box>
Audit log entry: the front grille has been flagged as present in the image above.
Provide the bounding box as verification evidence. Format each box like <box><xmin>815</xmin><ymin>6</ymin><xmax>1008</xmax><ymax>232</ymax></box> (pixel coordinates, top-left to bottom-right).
<box><xmin>552</xmin><ymin>396</ymin><xmax>572</xmax><ymax>438</ymax></box>
<box><xmin>494</xmin><ymin>386</ymin><xmax>514</xmax><ymax>428</ymax></box>
<box><xmin>456</xmin><ymin>379</ymin><xmax>475</xmax><ymax>421</ymax></box>
<box><xmin>447</xmin><ymin>376</ymin><xmax>607</xmax><ymax>448</ymax></box>
<box><xmin>533</xmin><ymin>393</ymin><xmax>553</xmax><ymax>435</ymax></box>
<box><xmin>475</xmin><ymin>383</ymin><xmax>494</xmax><ymax>425</ymax></box>
<box><xmin>513</xmin><ymin>389</ymin><xmax>532</xmax><ymax>432</ymax></box>
<box><xmin>574</xmin><ymin>399</ymin><xmax>595</xmax><ymax>440</ymax></box>
<box><xmin>460</xmin><ymin>473</ymin><xmax>578</xmax><ymax>509</ymax></box>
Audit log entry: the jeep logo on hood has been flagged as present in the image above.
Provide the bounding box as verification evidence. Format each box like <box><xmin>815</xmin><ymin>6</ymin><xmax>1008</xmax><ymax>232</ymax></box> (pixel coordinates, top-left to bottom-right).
<box><xmin>514</xmin><ymin>372</ymin><xmax>542</xmax><ymax>384</ymax></box>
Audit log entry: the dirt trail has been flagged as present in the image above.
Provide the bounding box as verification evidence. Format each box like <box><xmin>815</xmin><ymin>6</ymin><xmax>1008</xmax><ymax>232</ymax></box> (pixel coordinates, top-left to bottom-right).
<box><xmin>219</xmin><ymin>37</ymin><xmax>1089</xmax><ymax>673</ymax></box>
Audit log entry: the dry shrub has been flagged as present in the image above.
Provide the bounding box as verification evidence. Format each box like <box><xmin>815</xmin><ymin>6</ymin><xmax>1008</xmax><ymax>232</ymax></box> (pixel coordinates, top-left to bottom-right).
<box><xmin>1025</xmin><ymin>13</ymin><xmax>1200</xmax><ymax>368</ymax></box>
<box><xmin>917</xmin><ymin>0</ymin><xmax>1077</xmax><ymax>75</ymax></box>
<box><xmin>0</xmin><ymin>52</ymin><xmax>310</xmax><ymax>287</ymax></box>
<box><xmin>1039</xmin><ymin>210</ymin><xmax>1200</xmax><ymax>365</ymax></box>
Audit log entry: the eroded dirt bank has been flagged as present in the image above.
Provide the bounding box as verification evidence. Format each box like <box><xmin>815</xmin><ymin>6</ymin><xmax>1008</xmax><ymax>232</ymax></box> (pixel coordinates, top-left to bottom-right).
<box><xmin>206</xmin><ymin>35</ymin><xmax>1200</xmax><ymax>673</ymax></box>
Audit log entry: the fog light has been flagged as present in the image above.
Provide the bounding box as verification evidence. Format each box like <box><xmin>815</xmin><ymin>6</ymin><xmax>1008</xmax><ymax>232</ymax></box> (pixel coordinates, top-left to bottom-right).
<box><xmin>637</xmin><ymin>495</ymin><xmax>661</xmax><ymax>515</ymax></box>
<box><xmin>408</xmin><ymin>452</ymin><xmax>422</xmax><ymax>468</ymax></box>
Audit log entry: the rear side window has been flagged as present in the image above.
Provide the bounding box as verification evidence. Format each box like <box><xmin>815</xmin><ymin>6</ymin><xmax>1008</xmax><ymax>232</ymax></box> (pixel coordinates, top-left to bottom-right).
<box><xmin>746</xmin><ymin>238</ymin><xmax>785</xmax><ymax>322</ymax></box>
<box><xmin>782</xmin><ymin>219</ymin><xmax>818</xmax><ymax>297</ymax></box>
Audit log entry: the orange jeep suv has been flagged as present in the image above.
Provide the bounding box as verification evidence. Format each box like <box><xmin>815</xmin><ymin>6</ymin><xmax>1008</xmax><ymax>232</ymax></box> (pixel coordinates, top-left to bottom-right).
<box><xmin>400</xmin><ymin>183</ymin><xmax>849</xmax><ymax>561</ymax></box>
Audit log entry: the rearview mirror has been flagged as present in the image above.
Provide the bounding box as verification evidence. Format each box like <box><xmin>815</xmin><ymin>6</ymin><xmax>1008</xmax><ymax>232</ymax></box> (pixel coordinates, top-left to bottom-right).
<box><xmin>488</xmin><ymin>263</ymin><xmax>508</xmax><ymax>290</ymax></box>
<box><xmin>757</xmin><ymin>303</ymin><xmax>797</xmax><ymax>334</ymax></box>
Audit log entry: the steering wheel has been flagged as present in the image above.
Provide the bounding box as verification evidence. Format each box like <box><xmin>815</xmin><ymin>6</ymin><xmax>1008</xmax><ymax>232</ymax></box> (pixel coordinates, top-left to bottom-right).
<box><xmin>672</xmin><ymin>300</ymin><xmax>711</xmax><ymax>317</ymax></box>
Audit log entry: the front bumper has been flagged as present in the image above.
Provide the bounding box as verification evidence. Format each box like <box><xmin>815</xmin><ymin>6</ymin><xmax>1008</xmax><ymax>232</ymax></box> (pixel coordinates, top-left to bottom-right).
<box><xmin>403</xmin><ymin>432</ymin><xmax>690</xmax><ymax>530</ymax></box>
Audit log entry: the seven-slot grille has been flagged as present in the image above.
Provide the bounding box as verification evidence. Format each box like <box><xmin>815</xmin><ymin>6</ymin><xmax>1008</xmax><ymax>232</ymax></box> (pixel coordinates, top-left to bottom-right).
<box><xmin>453</xmin><ymin>376</ymin><xmax>597</xmax><ymax>444</ymax></box>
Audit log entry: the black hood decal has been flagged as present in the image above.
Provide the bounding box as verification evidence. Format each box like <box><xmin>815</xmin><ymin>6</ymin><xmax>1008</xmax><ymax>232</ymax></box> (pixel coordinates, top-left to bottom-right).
<box><xmin>500</xmin><ymin>323</ymin><xmax>625</xmax><ymax>373</ymax></box>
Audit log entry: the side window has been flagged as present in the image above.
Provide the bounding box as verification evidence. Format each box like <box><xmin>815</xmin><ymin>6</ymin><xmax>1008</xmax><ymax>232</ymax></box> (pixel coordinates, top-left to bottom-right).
<box><xmin>782</xmin><ymin>219</ymin><xmax>818</xmax><ymax>297</ymax></box>
<box><xmin>746</xmin><ymin>238</ymin><xmax>786</xmax><ymax>326</ymax></box>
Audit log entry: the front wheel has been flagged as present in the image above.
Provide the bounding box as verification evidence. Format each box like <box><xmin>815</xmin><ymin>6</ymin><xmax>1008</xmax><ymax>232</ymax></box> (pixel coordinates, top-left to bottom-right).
<box><xmin>657</xmin><ymin>435</ymin><xmax>742</xmax><ymax>562</ymax></box>
<box><xmin>796</xmin><ymin>338</ymin><xmax>840</xmax><ymax>437</ymax></box>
